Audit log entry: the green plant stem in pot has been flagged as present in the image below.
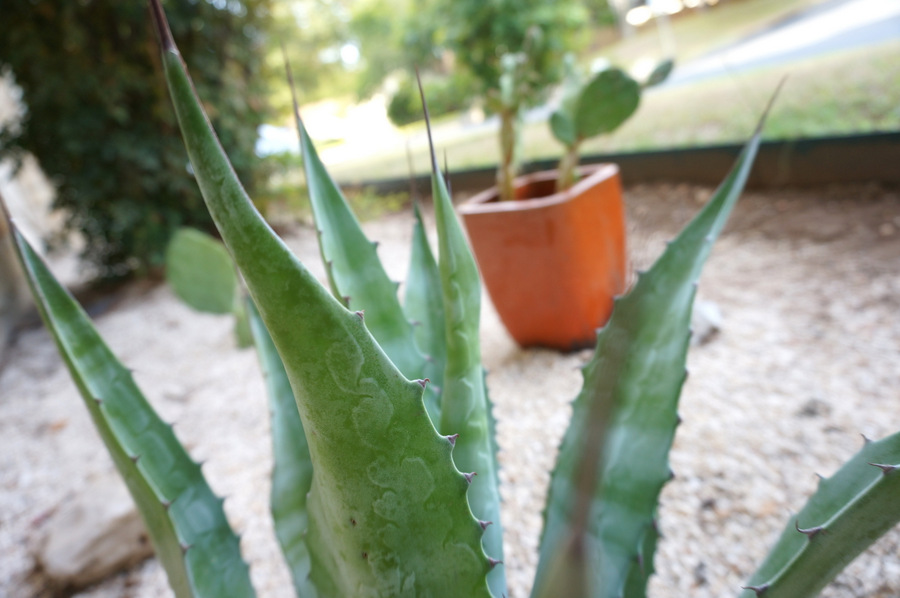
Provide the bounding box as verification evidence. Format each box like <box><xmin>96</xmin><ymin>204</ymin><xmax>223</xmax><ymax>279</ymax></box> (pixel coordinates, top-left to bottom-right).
<box><xmin>494</xmin><ymin>51</ymin><xmax>531</xmax><ymax>202</ymax></box>
<box><xmin>550</xmin><ymin>58</ymin><xmax>673</xmax><ymax>193</ymax></box>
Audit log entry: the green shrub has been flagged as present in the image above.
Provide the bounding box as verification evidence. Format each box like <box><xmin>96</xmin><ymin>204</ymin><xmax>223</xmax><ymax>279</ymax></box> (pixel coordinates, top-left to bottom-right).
<box><xmin>0</xmin><ymin>0</ymin><xmax>271</xmax><ymax>278</ymax></box>
<box><xmin>387</xmin><ymin>73</ymin><xmax>475</xmax><ymax>127</ymax></box>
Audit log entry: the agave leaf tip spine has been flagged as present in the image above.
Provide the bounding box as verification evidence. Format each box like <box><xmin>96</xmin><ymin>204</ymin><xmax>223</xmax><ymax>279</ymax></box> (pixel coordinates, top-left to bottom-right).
<box><xmin>148</xmin><ymin>0</ymin><xmax>175</xmax><ymax>52</ymax></box>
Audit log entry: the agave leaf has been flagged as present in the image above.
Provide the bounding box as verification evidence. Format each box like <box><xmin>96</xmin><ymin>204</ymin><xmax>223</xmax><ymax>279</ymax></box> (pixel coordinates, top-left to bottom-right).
<box><xmin>165</xmin><ymin>227</ymin><xmax>237</xmax><ymax>315</ymax></box>
<box><xmin>532</xmin><ymin>118</ymin><xmax>765</xmax><ymax>598</ymax></box>
<box><xmin>740</xmin><ymin>432</ymin><xmax>900</xmax><ymax>598</ymax></box>
<box><xmin>231</xmin><ymin>294</ymin><xmax>253</xmax><ymax>348</ymax></box>
<box><xmin>3</xmin><ymin>206</ymin><xmax>253</xmax><ymax>598</ymax></box>
<box><xmin>150</xmin><ymin>3</ymin><xmax>491</xmax><ymax>595</ymax></box>
<box><xmin>289</xmin><ymin>81</ymin><xmax>425</xmax><ymax>381</ymax></box>
<box><xmin>246</xmin><ymin>298</ymin><xmax>317</xmax><ymax>597</ymax></box>
<box><xmin>574</xmin><ymin>68</ymin><xmax>641</xmax><ymax>141</ymax></box>
<box><xmin>417</xmin><ymin>89</ymin><xmax>506</xmax><ymax>597</ymax></box>
<box><xmin>403</xmin><ymin>202</ymin><xmax>446</xmax><ymax>422</ymax></box>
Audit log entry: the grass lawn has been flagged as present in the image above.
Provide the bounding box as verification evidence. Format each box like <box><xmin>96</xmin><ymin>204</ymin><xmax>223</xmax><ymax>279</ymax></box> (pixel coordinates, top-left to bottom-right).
<box><xmin>320</xmin><ymin>0</ymin><xmax>899</xmax><ymax>186</ymax></box>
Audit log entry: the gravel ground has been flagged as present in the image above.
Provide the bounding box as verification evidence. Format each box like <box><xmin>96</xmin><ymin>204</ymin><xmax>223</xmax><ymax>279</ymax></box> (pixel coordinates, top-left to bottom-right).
<box><xmin>1</xmin><ymin>182</ymin><xmax>899</xmax><ymax>597</ymax></box>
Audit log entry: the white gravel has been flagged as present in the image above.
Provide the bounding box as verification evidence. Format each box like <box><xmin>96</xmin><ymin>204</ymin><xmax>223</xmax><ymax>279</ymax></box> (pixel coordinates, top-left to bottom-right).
<box><xmin>1</xmin><ymin>182</ymin><xmax>898</xmax><ymax>597</ymax></box>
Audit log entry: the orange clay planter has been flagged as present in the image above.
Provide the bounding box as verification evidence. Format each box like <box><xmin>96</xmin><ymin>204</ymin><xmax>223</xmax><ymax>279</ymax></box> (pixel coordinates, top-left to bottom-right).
<box><xmin>458</xmin><ymin>164</ymin><xmax>627</xmax><ymax>351</ymax></box>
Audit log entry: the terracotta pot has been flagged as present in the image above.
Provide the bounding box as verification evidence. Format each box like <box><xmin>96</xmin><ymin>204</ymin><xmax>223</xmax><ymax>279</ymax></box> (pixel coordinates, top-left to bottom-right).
<box><xmin>458</xmin><ymin>164</ymin><xmax>627</xmax><ymax>351</ymax></box>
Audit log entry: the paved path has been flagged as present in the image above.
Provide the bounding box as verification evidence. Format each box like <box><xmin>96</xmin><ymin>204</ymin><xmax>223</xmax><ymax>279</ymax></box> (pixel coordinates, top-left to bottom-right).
<box><xmin>668</xmin><ymin>0</ymin><xmax>900</xmax><ymax>85</ymax></box>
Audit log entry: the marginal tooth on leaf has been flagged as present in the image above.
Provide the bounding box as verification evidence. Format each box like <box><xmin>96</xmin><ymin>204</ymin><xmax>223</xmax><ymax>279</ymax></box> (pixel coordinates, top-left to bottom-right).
<box><xmin>668</xmin><ymin>468</ymin><xmax>676</xmax><ymax>481</ymax></box>
<box><xmin>446</xmin><ymin>433</ymin><xmax>459</xmax><ymax>447</ymax></box>
<box><xmin>409</xmin><ymin>319</ymin><xmax>422</xmax><ymax>327</ymax></box>
<box><xmin>861</xmin><ymin>433</ymin><xmax>872</xmax><ymax>445</ymax></box>
<box><xmin>93</xmin><ymin>397</ymin><xmax>103</xmax><ymax>405</ymax></box>
<box><xmin>479</xmin><ymin>520</ymin><xmax>493</xmax><ymax>531</ymax></box>
<box><xmin>341</xmin><ymin>295</ymin><xmax>351</xmax><ymax>307</ymax></box>
<box><xmin>795</xmin><ymin>520</ymin><xmax>825</xmax><ymax>539</ymax></box>
<box><xmin>741</xmin><ymin>584</ymin><xmax>769</xmax><ymax>596</ymax></box>
<box><xmin>180</xmin><ymin>542</ymin><xmax>192</xmax><ymax>555</ymax></box>
<box><xmin>868</xmin><ymin>462</ymin><xmax>898</xmax><ymax>475</ymax></box>
<box><xmin>705</xmin><ymin>234</ymin><xmax>714</xmax><ymax>243</ymax></box>
<box><xmin>414</xmin><ymin>378</ymin><xmax>429</xmax><ymax>388</ymax></box>
<box><xmin>355</xmin><ymin>310</ymin><xmax>365</xmax><ymax>320</ymax></box>
<box><xmin>676</xmin><ymin>412</ymin><xmax>683</xmax><ymax>426</ymax></box>
<box><xmin>161</xmin><ymin>499</ymin><xmax>172</xmax><ymax>510</ymax></box>
<box><xmin>636</xmin><ymin>552</ymin><xmax>645</xmax><ymax>575</ymax></box>
<box><xmin>463</xmin><ymin>472</ymin><xmax>477</xmax><ymax>484</ymax></box>
<box><xmin>129</xmin><ymin>454</ymin><xmax>141</xmax><ymax>464</ymax></box>
<box><xmin>372</xmin><ymin>240</ymin><xmax>379</xmax><ymax>249</ymax></box>
<box><xmin>487</xmin><ymin>557</ymin><xmax>503</xmax><ymax>569</ymax></box>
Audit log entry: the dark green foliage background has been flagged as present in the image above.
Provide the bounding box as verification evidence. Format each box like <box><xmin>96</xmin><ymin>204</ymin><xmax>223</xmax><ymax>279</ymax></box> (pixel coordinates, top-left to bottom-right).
<box><xmin>0</xmin><ymin>0</ymin><xmax>271</xmax><ymax>278</ymax></box>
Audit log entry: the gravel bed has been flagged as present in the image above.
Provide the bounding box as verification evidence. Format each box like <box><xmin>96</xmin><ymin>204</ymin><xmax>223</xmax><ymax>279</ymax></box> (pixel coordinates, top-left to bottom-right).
<box><xmin>1</xmin><ymin>182</ymin><xmax>898</xmax><ymax>597</ymax></box>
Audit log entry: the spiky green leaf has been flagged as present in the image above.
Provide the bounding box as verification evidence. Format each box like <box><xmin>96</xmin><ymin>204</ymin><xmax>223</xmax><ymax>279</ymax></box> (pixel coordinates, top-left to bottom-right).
<box><xmin>246</xmin><ymin>298</ymin><xmax>317</xmax><ymax>597</ymax></box>
<box><xmin>292</xmin><ymin>99</ymin><xmax>425</xmax><ymax>380</ymax></box>
<box><xmin>426</xmin><ymin>135</ymin><xmax>506</xmax><ymax>597</ymax></box>
<box><xmin>741</xmin><ymin>432</ymin><xmax>900</xmax><ymax>598</ymax></box>
<box><xmin>150</xmin><ymin>3</ymin><xmax>492</xmax><ymax>595</ymax></box>
<box><xmin>532</xmin><ymin>121</ymin><xmax>764</xmax><ymax>598</ymax></box>
<box><xmin>4</xmin><ymin>211</ymin><xmax>253</xmax><ymax>598</ymax></box>
<box><xmin>403</xmin><ymin>203</ymin><xmax>446</xmax><ymax>422</ymax></box>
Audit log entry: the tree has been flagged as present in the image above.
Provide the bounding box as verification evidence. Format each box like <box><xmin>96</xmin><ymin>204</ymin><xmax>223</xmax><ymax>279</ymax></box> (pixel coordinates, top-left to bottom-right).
<box><xmin>344</xmin><ymin>0</ymin><xmax>445</xmax><ymax>100</ymax></box>
<box><xmin>267</xmin><ymin>0</ymin><xmax>355</xmax><ymax>112</ymax></box>
<box><xmin>442</xmin><ymin>0</ymin><xmax>587</xmax><ymax>103</ymax></box>
<box><xmin>0</xmin><ymin>0</ymin><xmax>272</xmax><ymax>278</ymax></box>
<box><xmin>439</xmin><ymin>0</ymin><xmax>588</xmax><ymax>200</ymax></box>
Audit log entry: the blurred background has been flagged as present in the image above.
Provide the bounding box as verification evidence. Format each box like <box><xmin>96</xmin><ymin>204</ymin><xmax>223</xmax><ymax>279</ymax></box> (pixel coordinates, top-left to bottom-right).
<box><xmin>1</xmin><ymin>0</ymin><xmax>898</xmax><ymax>280</ymax></box>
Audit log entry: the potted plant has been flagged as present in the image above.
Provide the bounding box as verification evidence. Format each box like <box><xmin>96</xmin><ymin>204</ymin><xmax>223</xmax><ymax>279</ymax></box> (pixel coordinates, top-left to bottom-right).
<box><xmin>459</xmin><ymin>58</ymin><xmax>672</xmax><ymax>351</ymax></box>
